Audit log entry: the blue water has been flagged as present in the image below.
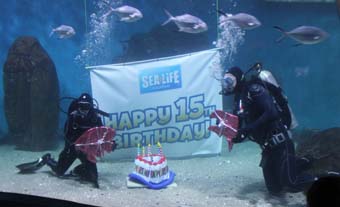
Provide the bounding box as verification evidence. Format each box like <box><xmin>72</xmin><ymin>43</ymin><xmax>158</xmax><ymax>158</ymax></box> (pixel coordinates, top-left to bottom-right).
<box><xmin>0</xmin><ymin>1</ymin><xmax>339</xmax><ymax>137</ymax></box>
<box><xmin>1</xmin><ymin>1</ymin><xmax>340</xmax><ymax>206</ymax></box>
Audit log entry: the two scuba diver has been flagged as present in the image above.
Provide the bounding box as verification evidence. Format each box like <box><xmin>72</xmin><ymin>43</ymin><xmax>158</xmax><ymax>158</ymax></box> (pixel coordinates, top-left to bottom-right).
<box><xmin>16</xmin><ymin>93</ymin><xmax>116</xmax><ymax>188</ymax></box>
<box><xmin>16</xmin><ymin>63</ymin><xmax>338</xmax><ymax>193</ymax></box>
<box><xmin>220</xmin><ymin>62</ymin><xmax>339</xmax><ymax>195</ymax></box>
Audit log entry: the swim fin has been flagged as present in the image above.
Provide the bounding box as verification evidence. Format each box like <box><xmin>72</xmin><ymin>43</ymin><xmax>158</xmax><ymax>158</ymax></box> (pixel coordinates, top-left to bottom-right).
<box><xmin>16</xmin><ymin>153</ymin><xmax>51</xmax><ymax>173</ymax></box>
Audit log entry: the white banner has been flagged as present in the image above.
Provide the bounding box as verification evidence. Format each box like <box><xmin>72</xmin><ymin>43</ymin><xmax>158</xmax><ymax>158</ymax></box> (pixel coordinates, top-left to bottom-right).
<box><xmin>87</xmin><ymin>48</ymin><xmax>222</xmax><ymax>159</ymax></box>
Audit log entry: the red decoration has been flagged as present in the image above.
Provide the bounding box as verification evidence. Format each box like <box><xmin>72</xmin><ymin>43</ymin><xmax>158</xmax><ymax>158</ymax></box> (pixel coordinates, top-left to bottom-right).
<box><xmin>136</xmin><ymin>154</ymin><xmax>166</xmax><ymax>165</ymax></box>
<box><xmin>208</xmin><ymin>110</ymin><xmax>239</xmax><ymax>151</ymax></box>
<box><xmin>74</xmin><ymin>126</ymin><xmax>116</xmax><ymax>163</ymax></box>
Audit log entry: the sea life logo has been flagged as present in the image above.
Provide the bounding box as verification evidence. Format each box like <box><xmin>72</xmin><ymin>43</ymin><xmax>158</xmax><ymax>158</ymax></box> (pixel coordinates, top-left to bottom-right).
<box><xmin>139</xmin><ymin>65</ymin><xmax>182</xmax><ymax>94</ymax></box>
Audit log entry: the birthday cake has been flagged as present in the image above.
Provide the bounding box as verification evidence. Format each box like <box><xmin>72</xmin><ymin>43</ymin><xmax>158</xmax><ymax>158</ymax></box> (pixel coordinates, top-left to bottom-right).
<box><xmin>128</xmin><ymin>142</ymin><xmax>175</xmax><ymax>189</ymax></box>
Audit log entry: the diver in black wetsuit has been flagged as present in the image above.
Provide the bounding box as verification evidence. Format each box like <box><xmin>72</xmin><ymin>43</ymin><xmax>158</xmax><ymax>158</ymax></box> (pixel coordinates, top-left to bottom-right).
<box><xmin>16</xmin><ymin>93</ymin><xmax>116</xmax><ymax>187</ymax></box>
<box><xmin>221</xmin><ymin>65</ymin><xmax>318</xmax><ymax>195</ymax></box>
<box><xmin>42</xmin><ymin>93</ymin><xmax>106</xmax><ymax>188</ymax></box>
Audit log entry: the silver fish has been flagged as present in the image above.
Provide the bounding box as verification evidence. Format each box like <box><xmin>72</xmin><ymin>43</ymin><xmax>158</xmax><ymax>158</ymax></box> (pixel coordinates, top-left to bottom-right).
<box><xmin>218</xmin><ymin>10</ymin><xmax>261</xmax><ymax>30</ymax></box>
<box><xmin>162</xmin><ymin>10</ymin><xmax>208</xmax><ymax>34</ymax></box>
<box><xmin>104</xmin><ymin>5</ymin><xmax>143</xmax><ymax>22</ymax></box>
<box><xmin>294</xmin><ymin>66</ymin><xmax>309</xmax><ymax>78</ymax></box>
<box><xmin>49</xmin><ymin>25</ymin><xmax>76</xmax><ymax>39</ymax></box>
<box><xmin>274</xmin><ymin>26</ymin><xmax>329</xmax><ymax>46</ymax></box>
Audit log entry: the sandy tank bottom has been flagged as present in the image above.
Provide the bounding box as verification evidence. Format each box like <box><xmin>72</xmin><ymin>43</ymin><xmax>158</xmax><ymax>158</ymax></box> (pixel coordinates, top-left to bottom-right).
<box><xmin>0</xmin><ymin>140</ymin><xmax>306</xmax><ymax>207</ymax></box>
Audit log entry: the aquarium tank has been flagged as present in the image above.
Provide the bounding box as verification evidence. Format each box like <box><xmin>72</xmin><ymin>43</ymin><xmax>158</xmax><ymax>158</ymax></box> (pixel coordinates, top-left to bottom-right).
<box><xmin>1</xmin><ymin>0</ymin><xmax>340</xmax><ymax>206</ymax></box>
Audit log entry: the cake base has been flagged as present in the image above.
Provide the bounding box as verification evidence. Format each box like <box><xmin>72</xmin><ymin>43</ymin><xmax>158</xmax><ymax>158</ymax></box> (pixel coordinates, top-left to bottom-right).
<box><xmin>128</xmin><ymin>171</ymin><xmax>176</xmax><ymax>189</ymax></box>
<box><xmin>126</xmin><ymin>177</ymin><xmax>177</xmax><ymax>188</ymax></box>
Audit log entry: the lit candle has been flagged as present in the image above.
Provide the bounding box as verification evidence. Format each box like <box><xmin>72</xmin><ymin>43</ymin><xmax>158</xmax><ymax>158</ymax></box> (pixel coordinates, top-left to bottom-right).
<box><xmin>137</xmin><ymin>143</ymin><xmax>140</xmax><ymax>156</ymax></box>
<box><xmin>142</xmin><ymin>146</ymin><xmax>145</xmax><ymax>157</ymax></box>
<box><xmin>157</xmin><ymin>142</ymin><xmax>163</xmax><ymax>156</ymax></box>
<box><xmin>148</xmin><ymin>144</ymin><xmax>152</xmax><ymax>156</ymax></box>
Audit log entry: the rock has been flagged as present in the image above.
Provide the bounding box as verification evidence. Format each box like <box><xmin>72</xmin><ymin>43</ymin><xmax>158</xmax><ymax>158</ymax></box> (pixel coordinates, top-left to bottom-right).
<box><xmin>3</xmin><ymin>36</ymin><xmax>59</xmax><ymax>151</ymax></box>
<box><xmin>114</xmin><ymin>24</ymin><xmax>211</xmax><ymax>63</ymax></box>
<box><xmin>295</xmin><ymin>127</ymin><xmax>340</xmax><ymax>174</ymax></box>
<box><xmin>291</xmin><ymin>127</ymin><xmax>320</xmax><ymax>146</ymax></box>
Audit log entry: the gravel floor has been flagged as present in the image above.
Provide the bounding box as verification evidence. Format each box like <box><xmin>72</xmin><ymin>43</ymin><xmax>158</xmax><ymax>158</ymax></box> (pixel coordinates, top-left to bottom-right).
<box><xmin>0</xmin><ymin>141</ymin><xmax>306</xmax><ymax>207</ymax></box>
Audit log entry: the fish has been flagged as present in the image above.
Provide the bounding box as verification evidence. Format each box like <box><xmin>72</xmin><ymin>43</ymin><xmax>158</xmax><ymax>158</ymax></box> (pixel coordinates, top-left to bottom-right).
<box><xmin>103</xmin><ymin>5</ymin><xmax>143</xmax><ymax>22</ymax></box>
<box><xmin>294</xmin><ymin>66</ymin><xmax>309</xmax><ymax>78</ymax></box>
<box><xmin>217</xmin><ymin>10</ymin><xmax>261</xmax><ymax>30</ymax></box>
<box><xmin>162</xmin><ymin>10</ymin><xmax>208</xmax><ymax>34</ymax></box>
<box><xmin>273</xmin><ymin>26</ymin><xmax>329</xmax><ymax>46</ymax></box>
<box><xmin>49</xmin><ymin>25</ymin><xmax>76</xmax><ymax>39</ymax></box>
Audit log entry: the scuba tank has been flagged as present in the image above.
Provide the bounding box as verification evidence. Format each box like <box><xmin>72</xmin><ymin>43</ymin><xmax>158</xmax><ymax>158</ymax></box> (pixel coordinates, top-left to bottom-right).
<box><xmin>244</xmin><ymin>63</ymin><xmax>298</xmax><ymax>130</ymax></box>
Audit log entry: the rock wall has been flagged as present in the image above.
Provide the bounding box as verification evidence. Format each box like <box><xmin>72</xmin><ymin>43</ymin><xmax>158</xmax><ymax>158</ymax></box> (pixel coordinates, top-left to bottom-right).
<box><xmin>114</xmin><ymin>24</ymin><xmax>211</xmax><ymax>63</ymax></box>
<box><xmin>295</xmin><ymin>127</ymin><xmax>340</xmax><ymax>174</ymax></box>
<box><xmin>3</xmin><ymin>36</ymin><xmax>59</xmax><ymax>151</ymax></box>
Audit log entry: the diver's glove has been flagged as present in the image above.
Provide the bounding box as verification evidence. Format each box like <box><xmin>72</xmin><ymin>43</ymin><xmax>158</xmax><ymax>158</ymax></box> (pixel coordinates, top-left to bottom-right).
<box><xmin>112</xmin><ymin>140</ymin><xmax>118</xmax><ymax>151</ymax></box>
<box><xmin>233</xmin><ymin>127</ymin><xmax>250</xmax><ymax>143</ymax></box>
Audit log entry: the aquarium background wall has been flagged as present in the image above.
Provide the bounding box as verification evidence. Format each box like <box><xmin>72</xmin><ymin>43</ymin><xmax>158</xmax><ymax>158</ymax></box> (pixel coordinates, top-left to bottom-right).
<box><xmin>1</xmin><ymin>0</ymin><xmax>339</xmax><ymax>138</ymax></box>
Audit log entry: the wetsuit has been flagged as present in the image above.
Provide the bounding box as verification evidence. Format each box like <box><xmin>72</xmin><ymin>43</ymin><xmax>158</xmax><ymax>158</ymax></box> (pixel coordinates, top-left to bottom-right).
<box><xmin>234</xmin><ymin>79</ymin><xmax>316</xmax><ymax>194</ymax></box>
<box><xmin>47</xmin><ymin>99</ymin><xmax>103</xmax><ymax>188</ymax></box>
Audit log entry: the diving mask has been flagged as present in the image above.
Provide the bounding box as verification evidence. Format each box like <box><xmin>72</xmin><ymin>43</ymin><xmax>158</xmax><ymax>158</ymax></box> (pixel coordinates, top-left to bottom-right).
<box><xmin>222</xmin><ymin>73</ymin><xmax>237</xmax><ymax>94</ymax></box>
<box><xmin>78</xmin><ymin>101</ymin><xmax>92</xmax><ymax>115</ymax></box>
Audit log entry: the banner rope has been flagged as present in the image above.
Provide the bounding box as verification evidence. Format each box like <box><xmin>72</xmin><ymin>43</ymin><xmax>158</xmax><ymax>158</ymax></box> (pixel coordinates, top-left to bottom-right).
<box><xmin>216</xmin><ymin>0</ymin><xmax>219</xmax><ymax>42</ymax></box>
<box><xmin>84</xmin><ymin>0</ymin><xmax>88</xmax><ymax>34</ymax></box>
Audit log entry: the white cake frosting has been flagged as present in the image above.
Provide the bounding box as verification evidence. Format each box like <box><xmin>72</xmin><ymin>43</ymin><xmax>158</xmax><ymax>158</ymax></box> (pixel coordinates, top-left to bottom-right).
<box><xmin>132</xmin><ymin>154</ymin><xmax>170</xmax><ymax>184</ymax></box>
